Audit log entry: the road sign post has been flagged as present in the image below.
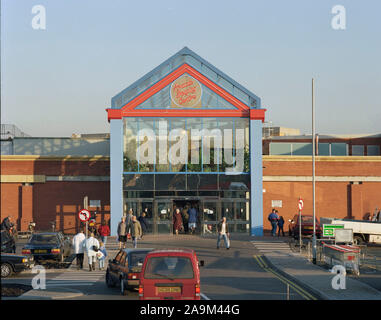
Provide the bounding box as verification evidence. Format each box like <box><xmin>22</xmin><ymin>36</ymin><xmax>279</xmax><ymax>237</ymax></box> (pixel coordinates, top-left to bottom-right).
<box><xmin>78</xmin><ymin>209</ymin><xmax>90</xmax><ymax>239</ymax></box>
<box><xmin>298</xmin><ymin>198</ymin><xmax>304</xmax><ymax>252</ymax></box>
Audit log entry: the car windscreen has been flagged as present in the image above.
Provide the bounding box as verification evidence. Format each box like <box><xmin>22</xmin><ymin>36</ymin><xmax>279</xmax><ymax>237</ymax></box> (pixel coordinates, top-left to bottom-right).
<box><xmin>129</xmin><ymin>252</ymin><xmax>149</xmax><ymax>268</ymax></box>
<box><xmin>300</xmin><ymin>216</ymin><xmax>314</xmax><ymax>223</ymax></box>
<box><xmin>144</xmin><ymin>256</ymin><xmax>194</xmax><ymax>279</ymax></box>
<box><xmin>30</xmin><ymin>234</ymin><xmax>59</xmax><ymax>245</ymax></box>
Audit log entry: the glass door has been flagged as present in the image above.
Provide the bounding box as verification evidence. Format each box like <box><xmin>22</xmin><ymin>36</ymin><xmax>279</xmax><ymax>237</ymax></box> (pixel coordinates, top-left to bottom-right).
<box><xmin>153</xmin><ymin>199</ymin><xmax>173</xmax><ymax>235</ymax></box>
<box><xmin>201</xmin><ymin>200</ymin><xmax>219</xmax><ymax>235</ymax></box>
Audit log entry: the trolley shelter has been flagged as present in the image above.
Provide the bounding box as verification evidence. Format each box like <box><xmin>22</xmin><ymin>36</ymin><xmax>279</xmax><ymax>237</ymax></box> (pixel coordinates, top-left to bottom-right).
<box><xmin>107</xmin><ymin>47</ymin><xmax>266</xmax><ymax>236</ymax></box>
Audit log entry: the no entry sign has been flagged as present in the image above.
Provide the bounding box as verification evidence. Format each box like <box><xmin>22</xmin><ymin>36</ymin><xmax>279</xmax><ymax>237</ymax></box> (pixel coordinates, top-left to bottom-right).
<box><xmin>78</xmin><ymin>209</ymin><xmax>90</xmax><ymax>222</ymax></box>
<box><xmin>298</xmin><ymin>198</ymin><xmax>304</xmax><ymax>211</ymax></box>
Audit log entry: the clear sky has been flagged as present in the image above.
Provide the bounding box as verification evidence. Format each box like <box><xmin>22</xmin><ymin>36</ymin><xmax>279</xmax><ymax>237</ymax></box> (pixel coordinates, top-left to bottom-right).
<box><xmin>1</xmin><ymin>0</ymin><xmax>380</xmax><ymax>137</ymax></box>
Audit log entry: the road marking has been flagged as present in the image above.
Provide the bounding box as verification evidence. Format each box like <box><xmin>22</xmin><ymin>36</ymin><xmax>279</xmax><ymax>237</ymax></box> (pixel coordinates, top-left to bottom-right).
<box><xmin>200</xmin><ymin>293</ymin><xmax>211</xmax><ymax>300</ymax></box>
<box><xmin>253</xmin><ymin>255</ymin><xmax>318</xmax><ymax>301</ymax></box>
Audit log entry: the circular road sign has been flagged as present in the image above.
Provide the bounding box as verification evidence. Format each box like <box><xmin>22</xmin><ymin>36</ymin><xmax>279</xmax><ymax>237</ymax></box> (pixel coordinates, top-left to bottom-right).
<box><xmin>298</xmin><ymin>199</ymin><xmax>304</xmax><ymax>211</ymax></box>
<box><xmin>78</xmin><ymin>209</ymin><xmax>90</xmax><ymax>222</ymax></box>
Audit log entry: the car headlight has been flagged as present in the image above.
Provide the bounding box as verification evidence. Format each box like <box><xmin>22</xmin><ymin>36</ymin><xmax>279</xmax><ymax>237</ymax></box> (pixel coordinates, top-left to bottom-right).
<box><xmin>22</xmin><ymin>258</ymin><xmax>28</xmax><ymax>263</ymax></box>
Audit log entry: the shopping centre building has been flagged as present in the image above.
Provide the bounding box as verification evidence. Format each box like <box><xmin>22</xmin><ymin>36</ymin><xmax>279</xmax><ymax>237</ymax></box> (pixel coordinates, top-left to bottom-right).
<box><xmin>106</xmin><ymin>47</ymin><xmax>266</xmax><ymax>236</ymax></box>
<box><xmin>1</xmin><ymin>48</ymin><xmax>381</xmax><ymax>236</ymax></box>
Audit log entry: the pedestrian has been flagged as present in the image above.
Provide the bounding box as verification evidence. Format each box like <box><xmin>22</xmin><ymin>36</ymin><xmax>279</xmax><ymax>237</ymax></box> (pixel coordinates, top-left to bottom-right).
<box><xmin>277</xmin><ymin>215</ymin><xmax>285</xmax><ymax>237</ymax></box>
<box><xmin>72</xmin><ymin>229</ymin><xmax>86</xmax><ymax>270</ymax></box>
<box><xmin>83</xmin><ymin>232</ymin><xmax>100</xmax><ymax>271</ymax></box>
<box><xmin>188</xmin><ymin>204</ymin><xmax>198</xmax><ymax>234</ymax></box>
<box><xmin>126</xmin><ymin>209</ymin><xmax>134</xmax><ymax>236</ymax></box>
<box><xmin>88</xmin><ymin>219</ymin><xmax>98</xmax><ymax>237</ymax></box>
<box><xmin>268</xmin><ymin>209</ymin><xmax>279</xmax><ymax>237</ymax></box>
<box><xmin>182</xmin><ymin>205</ymin><xmax>189</xmax><ymax>234</ymax></box>
<box><xmin>216</xmin><ymin>217</ymin><xmax>230</xmax><ymax>250</ymax></box>
<box><xmin>173</xmin><ymin>208</ymin><xmax>183</xmax><ymax>235</ymax></box>
<box><xmin>98</xmin><ymin>220</ymin><xmax>110</xmax><ymax>245</ymax></box>
<box><xmin>138</xmin><ymin>211</ymin><xmax>149</xmax><ymax>239</ymax></box>
<box><xmin>129</xmin><ymin>216</ymin><xmax>142</xmax><ymax>248</ymax></box>
<box><xmin>117</xmin><ymin>216</ymin><xmax>128</xmax><ymax>249</ymax></box>
<box><xmin>97</xmin><ymin>241</ymin><xmax>107</xmax><ymax>270</ymax></box>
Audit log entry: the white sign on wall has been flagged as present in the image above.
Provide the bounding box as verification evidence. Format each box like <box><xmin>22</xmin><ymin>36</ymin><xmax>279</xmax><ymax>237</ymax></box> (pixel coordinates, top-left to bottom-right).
<box><xmin>90</xmin><ymin>200</ymin><xmax>101</xmax><ymax>207</ymax></box>
<box><xmin>271</xmin><ymin>200</ymin><xmax>283</xmax><ymax>208</ymax></box>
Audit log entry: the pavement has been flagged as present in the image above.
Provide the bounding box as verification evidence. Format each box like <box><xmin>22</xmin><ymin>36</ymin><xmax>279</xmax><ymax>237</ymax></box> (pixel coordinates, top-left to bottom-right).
<box><xmin>6</xmin><ymin>234</ymin><xmax>381</xmax><ymax>300</ymax></box>
<box><xmin>251</xmin><ymin>236</ymin><xmax>381</xmax><ymax>300</ymax></box>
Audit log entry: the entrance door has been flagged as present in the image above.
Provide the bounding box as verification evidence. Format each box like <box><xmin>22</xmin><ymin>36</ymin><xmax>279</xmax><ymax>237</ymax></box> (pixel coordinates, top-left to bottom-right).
<box><xmin>201</xmin><ymin>201</ymin><xmax>218</xmax><ymax>235</ymax></box>
<box><xmin>153</xmin><ymin>200</ymin><xmax>173</xmax><ymax>234</ymax></box>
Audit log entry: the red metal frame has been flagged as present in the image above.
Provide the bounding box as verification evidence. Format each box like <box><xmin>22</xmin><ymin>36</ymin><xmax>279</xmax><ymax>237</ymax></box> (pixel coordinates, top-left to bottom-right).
<box><xmin>107</xmin><ymin>63</ymin><xmax>266</xmax><ymax>122</ymax></box>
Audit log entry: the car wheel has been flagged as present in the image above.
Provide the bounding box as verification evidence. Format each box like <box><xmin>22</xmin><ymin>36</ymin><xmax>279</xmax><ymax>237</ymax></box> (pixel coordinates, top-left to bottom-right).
<box><xmin>106</xmin><ymin>270</ymin><xmax>116</xmax><ymax>288</ymax></box>
<box><xmin>353</xmin><ymin>236</ymin><xmax>364</xmax><ymax>245</ymax></box>
<box><xmin>120</xmin><ymin>278</ymin><xmax>128</xmax><ymax>296</ymax></box>
<box><xmin>1</xmin><ymin>263</ymin><xmax>13</xmax><ymax>278</ymax></box>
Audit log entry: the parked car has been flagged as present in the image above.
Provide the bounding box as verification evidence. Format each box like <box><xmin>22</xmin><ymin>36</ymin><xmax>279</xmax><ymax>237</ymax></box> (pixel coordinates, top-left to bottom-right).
<box><xmin>289</xmin><ymin>214</ymin><xmax>322</xmax><ymax>239</ymax></box>
<box><xmin>1</xmin><ymin>253</ymin><xmax>34</xmax><ymax>278</ymax></box>
<box><xmin>139</xmin><ymin>249</ymin><xmax>205</xmax><ymax>300</ymax></box>
<box><xmin>106</xmin><ymin>248</ymin><xmax>154</xmax><ymax>295</ymax></box>
<box><xmin>21</xmin><ymin>232</ymin><xmax>72</xmax><ymax>262</ymax></box>
<box><xmin>1</xmin><ymin>230</ymin><xmax>16</xmax><ymax>253</ymax></box>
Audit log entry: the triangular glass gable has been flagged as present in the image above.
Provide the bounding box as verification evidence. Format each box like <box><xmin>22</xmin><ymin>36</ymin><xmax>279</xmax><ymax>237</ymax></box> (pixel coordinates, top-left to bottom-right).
<box><xmin>112</xmin><ymin>47</ymin><xmax>260</xmax><ymax>110</ymax></box>
<box><xmin>135</xmin><ymin>73</ymin><xmax>238</xmax><ymax>110</ymax></box>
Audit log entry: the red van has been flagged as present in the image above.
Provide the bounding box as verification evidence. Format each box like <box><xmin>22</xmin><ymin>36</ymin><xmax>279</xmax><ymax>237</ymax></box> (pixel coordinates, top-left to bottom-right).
<box><xmin>139</xmin><ymin>249</ymin><xmax>204</xmax><ymax>300</ymax></box>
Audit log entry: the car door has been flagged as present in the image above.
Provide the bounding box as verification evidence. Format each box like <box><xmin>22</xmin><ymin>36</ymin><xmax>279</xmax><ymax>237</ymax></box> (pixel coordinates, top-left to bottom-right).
<box><xmin>110</xmin><ymin>250</ymin><xmax>123</xmax><ymax>281</ymax></box>
<box><xmin>117</xmin><ymin>251</ymin><xmax>127</xmax><ymax>279</ymax></box>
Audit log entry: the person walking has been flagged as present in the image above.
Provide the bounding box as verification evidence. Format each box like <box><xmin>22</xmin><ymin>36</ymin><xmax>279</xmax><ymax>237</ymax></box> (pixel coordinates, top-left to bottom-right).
<box><xmin>129</xmin><ymin>216</ymin><xmax>142</xmax><ymax>248</ymax></box>
<box><xmin>268</xmin><ymin>209</ymin><xmax>279</xmax><ymax>237</ymax></box>
<box><xmin>216</xmin><ymin>217</ymin><xmax>230</xmax><ymax>250</ymax></box>
<box><xmin>277</xmin><ymin>215</ymin><xmax>285</xmax><ymax>237</ymax></box>
<box><xmin>138</xmin><ymin>212</ymin><xmax>149</xmax><ymax>239</ymax></box>
<box><xmin>84</xmin><ymin>232</ymin><xmax>100</xmax><ymax>271</ymax></box>
<box><xmin>173</xmin><ymin>208</ymin><xmax>183</xmax><ymax>235</ymax></box>
<box><xmin>72</xmin><ymin>229</ymin><xmax>86</xmax><ymax>270</ymax></box>
<box><xmin>182</xmin><ymin>205</ymin><xmax>189</xmax><ymax>234</ymax></box>
<box><xmin>188</xmin><ymin>204</ymin><xmax>198</xmax><ymax>234</ymax></box>
<box><xmin>126</xmin><ymin>209</ymin><xmax>134</xmax><ymax>239</ymax></box>
<box><xmin>97</xmin><ymin>241</ymin><xmax>107</xmax><ymax>270</ymax></box>
<box><xmin>117</xmin><ymin>216</ymin><xmax>128</xmax><ymax>249</ymax></box>
<box><xmin>98</xmin><ymin>220</ymin><xmax>110</xmax><ymax>245</ymax></box>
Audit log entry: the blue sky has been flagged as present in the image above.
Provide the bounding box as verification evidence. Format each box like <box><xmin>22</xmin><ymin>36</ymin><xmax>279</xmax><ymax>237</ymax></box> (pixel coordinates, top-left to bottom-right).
<box><xmin>1</xmin><ymin>0</ymin><xmax>380</xmax><ymax>136</ymax></box>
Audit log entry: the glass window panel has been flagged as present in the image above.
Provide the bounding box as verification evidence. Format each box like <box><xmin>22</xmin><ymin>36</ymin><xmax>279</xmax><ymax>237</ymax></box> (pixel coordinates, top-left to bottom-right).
<box><xmin>202</xmin><ymin>118</ymin><xmax>220</xmax><ymax>172</ymax></box>
<box><xmin>155</xmin><ymin>118</ymin><xmax>170</xmax><ymax>172</ymax></box>
<box><xmin>331</xmin><ymin>143</ymin><xmax>347</xmax><ymax>156</ymax></box>
<box><xmin>186</xmin><ymin>174</ymin><xmax>218</xmax><ymax>191</ymax></box>
<box><xmin>168</xmin><ymin>118</ymin><xmax>187</xmax><ymax>173</ymax></box>
<box><xmin>124</xmin><ymin>118</ymin><xmax>138</xmax><ymax>172</ymax></box>
<box><xmin>318</xmin><ymin>143</ymin><xmax>330</xmax><ymax>156</ymax></box>
<box><xmin>352</xmin><ymin>145</ymin><xmax>364</xmax><ymax>156</ymax></box>
<box><xmin>269</xmin><ymin>143</ymin><xmax>292</xmax><ymax>155</ymax></box>
<box><xmin>292</xmin><ymin>143</ymin><xmax>312</xmax><ymax>156</ymax></box>
<box><xmin>219</xmin><ymin>174</ymin><xmax>250</xmax><ymax>191</ymax></box>
<box><xmin>221</xmin><ymin>201</ymin><xmax>234</xmax><ymax>221</ymax></box>
<box><xmin>123</xmin><ymin>174</ymin><xmax>154</xmax><ymax>191</ymax></box>
<box><xmin>137</xmin><ymin>119</ymin><xmax>155</xmax><ymax>172</ymax></box>
<box><xmin>155</xmin><ymin>174</ymin><xmax>186</xmax><ymax>191</ymax></box>
<box><xmin>367</xmin><ymin>145</ymin><xmax>380</xmax><ymax>156</ymax></box>
<box><xmin>187</xmin><ymin>118</ymin><xmax>202</xmax><ymax>172</ymax></box>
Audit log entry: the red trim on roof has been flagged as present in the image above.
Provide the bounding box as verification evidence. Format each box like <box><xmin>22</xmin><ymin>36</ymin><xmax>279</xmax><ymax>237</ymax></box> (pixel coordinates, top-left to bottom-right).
<box><xmin>107</xmin><ymin>64</ymin><xmax>266</xmax><ymax>120</ymax></box>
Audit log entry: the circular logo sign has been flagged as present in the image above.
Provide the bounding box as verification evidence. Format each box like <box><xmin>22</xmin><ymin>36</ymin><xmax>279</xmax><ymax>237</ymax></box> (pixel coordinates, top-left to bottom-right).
<box><xmin>78</xmin><ymin>209</ymin><xmax>90</xmax><ymax>222</ymax></box>
<box><xmin>170</xmin><ymin>74</ymin><xmax>202</xmax><ymax>108</ymax></box>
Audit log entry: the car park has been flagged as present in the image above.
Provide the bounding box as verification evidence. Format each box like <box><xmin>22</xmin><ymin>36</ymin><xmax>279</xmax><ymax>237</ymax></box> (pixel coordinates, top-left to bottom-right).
<box><xmin>21</xmin><ymin>232</ymin><xmax>72</xmax><ymax>263</ymax></box>
<box><xmin>138</xmin><ymin>249</ymin><xmax>204</xmax><ymax>300</ymax></box>
<box><xmin>106</xmin><ymin>248</ymin><xmax>154</xmax><ymax>295</ymax></box>
<box><xmin>1</xmin><ymin>253</ymin><xmax>34</xmax><ymax>278</ymax></box>
<box><xmin>1</xmin><ymin>230</ymin><xmax>16</xmax><ymax>253</ymax></box>
<box><xmin>289</xmin><ymin>214</ymin><xmax>322</xmax><ymax>239</ymax></box>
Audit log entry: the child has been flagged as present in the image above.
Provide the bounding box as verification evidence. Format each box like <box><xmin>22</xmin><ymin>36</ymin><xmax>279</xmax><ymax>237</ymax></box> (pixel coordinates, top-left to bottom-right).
<box><xmin>97</xmin><ymin>241</ymin><xmax>107</xmax><ymax>270</ymax></box>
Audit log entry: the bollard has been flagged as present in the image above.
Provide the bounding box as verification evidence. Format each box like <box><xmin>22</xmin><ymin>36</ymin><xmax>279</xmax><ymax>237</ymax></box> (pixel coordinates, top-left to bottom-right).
<box><xmin>287</xmin><ymin>283</ymin><xmax>290</xmax><ymax>300</ymax></box>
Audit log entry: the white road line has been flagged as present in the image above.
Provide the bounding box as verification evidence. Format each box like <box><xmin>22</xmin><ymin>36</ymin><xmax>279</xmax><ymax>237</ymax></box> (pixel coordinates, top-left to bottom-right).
<box><xmin>200</xmin><ymin>293</ymin><xmax>211</xmax><ymax>300</ymax></box>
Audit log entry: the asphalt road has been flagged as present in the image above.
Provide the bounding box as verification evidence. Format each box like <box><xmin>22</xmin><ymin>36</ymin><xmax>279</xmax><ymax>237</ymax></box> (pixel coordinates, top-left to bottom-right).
<box><xmin>4</xmin><ymin>236</ymin><xmax>381</xmax><ymax>300</ymax></box>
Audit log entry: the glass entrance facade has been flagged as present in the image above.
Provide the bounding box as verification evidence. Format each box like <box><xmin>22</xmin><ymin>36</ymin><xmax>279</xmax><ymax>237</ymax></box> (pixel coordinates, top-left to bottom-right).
<box><xmin>123</xmin><ymin>117</ymin><xmax>250</xmax><ymax>234</ymax></box>
<box><xmin>108</xmin><ymin>47</ymin><xmax>265</xmax><ymax>236</ymax></box>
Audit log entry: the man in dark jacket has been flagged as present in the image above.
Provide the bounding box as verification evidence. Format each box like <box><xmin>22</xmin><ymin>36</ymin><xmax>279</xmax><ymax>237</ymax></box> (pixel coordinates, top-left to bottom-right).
<box><xmin>187</xmin><ymin>205</ymin><xmax>198</xmax><ymax>234</ymax></box>
<box><xmin>268</xmin><ymin>209</ymin><xmax>279</xmax><ymax>237</ymax></box>
<box><xmin>138</xmin><ymin>212</ymin><xmax>149</xmax><ymax>238</ymax></box>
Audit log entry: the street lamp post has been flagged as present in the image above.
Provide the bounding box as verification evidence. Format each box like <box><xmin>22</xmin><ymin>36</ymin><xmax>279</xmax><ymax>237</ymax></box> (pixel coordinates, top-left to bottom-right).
<box><xmin>312</xmin><ymin>78</ymin><xmax>317</xmax><ymax>264</ymax></box>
